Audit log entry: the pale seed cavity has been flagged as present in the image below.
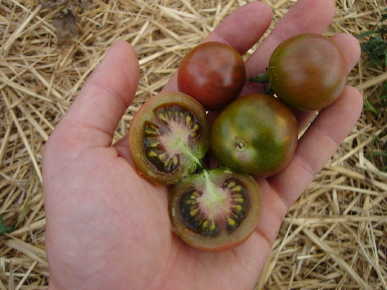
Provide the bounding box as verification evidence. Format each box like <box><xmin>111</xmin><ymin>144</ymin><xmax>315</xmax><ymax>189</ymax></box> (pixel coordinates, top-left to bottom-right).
<box><xmin>179</xmin><ymin>178</ymin><xmax>250</xmax><ymax>237</ymax></box>
<box><xmin>143</xmin><ymin>105</ymin><xmax>202</xmax><ymax>173</ymax></box>
<box><xmin>180</xmin><ymin>189</ymin><xmax>220</xmax><ymax>237</ymax></box>
<box><xmin>222</xmin><ymin>178</ymin><xmax>249</xmax><ymax>233</ymax></box>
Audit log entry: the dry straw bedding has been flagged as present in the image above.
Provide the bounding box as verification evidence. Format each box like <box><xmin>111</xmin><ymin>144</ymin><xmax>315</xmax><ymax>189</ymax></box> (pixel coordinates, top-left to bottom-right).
<box><xmin>0</xmin><ymin>0</ymin><xmax>386</xmax><ymax>289</ymax></box>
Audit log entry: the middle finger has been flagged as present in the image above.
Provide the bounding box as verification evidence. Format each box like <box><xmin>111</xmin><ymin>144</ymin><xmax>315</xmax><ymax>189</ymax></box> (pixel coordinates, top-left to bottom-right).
<box><xmin>162</xmin><ymin>1</ymin><xmax>273</xmax><ymax>92</ymax></box>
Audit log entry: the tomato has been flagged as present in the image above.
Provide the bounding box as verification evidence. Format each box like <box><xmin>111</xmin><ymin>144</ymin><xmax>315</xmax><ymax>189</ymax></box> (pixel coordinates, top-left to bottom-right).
<box><xmin>268</xmin><ymin>33</ymin><xmax>347</xmax><ymax>111</ymax></box>
<box><xmin>210</xmin><ymin>94</ymin><xmax>298</xmax><ymax>177</ymax></box>
<box><xmin>169</xmin><ymin>168</ymin><xmax>261</xmax><ymax>251</ymax></box>
<box><xmin>128</xmin><ymin>92</ymin><xmax>209</xmax><ymax>184</ymax></box>
<box><xmin>178</xmin><ymin>42</ymin><xmax>246</xmax><ymax>110</ymax></box>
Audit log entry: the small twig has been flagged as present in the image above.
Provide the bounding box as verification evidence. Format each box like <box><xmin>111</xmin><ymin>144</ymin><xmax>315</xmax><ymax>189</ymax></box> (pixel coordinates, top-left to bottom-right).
<box><xmin>358</xmin><ymin>71</ymin><xmax>387</xmax><ymax>90</ymax></box>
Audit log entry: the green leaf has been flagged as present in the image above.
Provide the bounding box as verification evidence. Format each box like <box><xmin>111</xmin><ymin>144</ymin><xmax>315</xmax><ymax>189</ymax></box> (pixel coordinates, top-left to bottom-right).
<box><xmin>369</xmin><ymin>151</ymin><xmax>387</xmax><ymax>157</ymax></box>
<box><xmin>360</xmin><ymin>11</ymin><xmax>387</xmax><ymax>70</ymax></box>
<box><xmin>357</xmin><ymin>30</ymin><xmax>378</xmax><ymax>38</ymax></box>
<box><xmin>378</xmin><ymin>82</ymin><xmax>387</xmax><ymax>102</ymax></box>
<box><xmin>364</xmin><ymin>100</ymin><xmax>379</xmax><ymax>114</ymax></box>
<box><xmin>0</xmin><ymin>216</ymin><xmax>14</xmax><ymax>235</ymax></box>
<box><xmin>361</xmin><ymin>36</ymin><xmax>386</xmax><ymax>68</ymax></box>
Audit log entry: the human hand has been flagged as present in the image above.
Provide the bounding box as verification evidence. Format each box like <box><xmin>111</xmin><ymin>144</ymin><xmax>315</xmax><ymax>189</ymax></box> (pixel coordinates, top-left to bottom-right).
<box><xmin>43</xmin><ymin>1</ymin><xmax>362</xmax><ymax>289</ymax></box>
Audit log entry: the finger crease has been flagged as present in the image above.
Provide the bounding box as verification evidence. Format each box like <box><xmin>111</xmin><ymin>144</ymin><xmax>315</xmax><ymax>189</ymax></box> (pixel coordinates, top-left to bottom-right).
<box><xmin>312</xmin><ymin>123</ymin><xmax>340</xmax><ymax>148</ymax></box>
<box><xmin>264</xmin><ymin>181</ymin><xmax>291</xmax><ymax>217</ymax></box>
<box><xmin>62</xmin><ymin>117</ymin><xmax>113</xmax><ymax>141</ymax></box>
<box><xmin>86</xmin><ymin>80</ymin><xmax>129</xmax><ymax>108</ymax></box>
<box><xmin>255</xmin><ymin>226</ymin><xmax>273</xmax><ymax>248</ymax></box>
<box><xmin>295</xmin><ymin>154</ymin><xmax>316</xmax><ymax>180</ymax></box>
<box><xmin>211</xmin><ymin>32</ymin><xmax>234</xmax><ymax>50</ymax></box>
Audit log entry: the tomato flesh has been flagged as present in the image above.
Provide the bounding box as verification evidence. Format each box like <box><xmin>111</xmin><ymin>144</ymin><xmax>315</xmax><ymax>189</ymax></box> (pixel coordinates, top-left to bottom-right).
<box><xmin>129</xmin><ymin>92</ymin><xmax>209</xmax><ymax>184</ymax></box>
<box><xmin>169</xmin><ymin>168</ymin><xmax>261</xmax><ymax>251</ymax></box>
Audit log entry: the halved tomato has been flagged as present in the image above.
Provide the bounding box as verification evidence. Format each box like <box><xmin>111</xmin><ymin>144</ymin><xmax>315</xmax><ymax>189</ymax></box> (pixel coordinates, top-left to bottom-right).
<box><xmin>129</xmin><ymin>92</ymin><xmax>209</xmax><ymax>184</ymax></box>
<box><xmin>169</xmin><ymin>168</ymin><xmax>261</xmax><ymax>251</ymax></box>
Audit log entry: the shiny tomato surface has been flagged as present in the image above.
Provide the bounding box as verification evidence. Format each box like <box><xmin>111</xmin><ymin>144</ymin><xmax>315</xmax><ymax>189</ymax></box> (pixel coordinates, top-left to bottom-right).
<box><xmin>268</xmin><ymin>33</ymin><xmax>346</xmax><ymax>111</ymax></box>
<box><xmin>211</xmin><ymin>94</ymin><xmax>298</xmax><ymax>177</ymax></box>
<box><xmin>178</xmin><ymin>42</ymin><xmax>246</xmax><ymax>110</ymax></box>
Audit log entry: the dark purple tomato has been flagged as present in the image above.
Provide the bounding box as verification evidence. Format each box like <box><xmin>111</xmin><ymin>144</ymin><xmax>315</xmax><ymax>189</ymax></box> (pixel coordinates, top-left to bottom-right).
<box><xmin>211</xmin><ymin>94</ymin><xmax>298</xmax><ymax>177</ymax></box>
<box><xmin>178</xmin><ymin>42</ymin><xmax>246</xmax><ymax>110</ymax></box>
<box><xmin>268</xmin><ymin>33</ymin><xmax>347</xmax><ymax>111</ymax></box>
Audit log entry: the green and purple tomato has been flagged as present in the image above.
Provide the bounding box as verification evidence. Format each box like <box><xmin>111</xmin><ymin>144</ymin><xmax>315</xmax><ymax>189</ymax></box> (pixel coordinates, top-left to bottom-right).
<box><xmin>268</xmin><ymin>33</ymin><xmax>347</xmax><ymax>111</ymax></box>
<box><xmin>211</xmin><ymin>94</ymin><xmax>298</xmax><ymax>177</ymax></box>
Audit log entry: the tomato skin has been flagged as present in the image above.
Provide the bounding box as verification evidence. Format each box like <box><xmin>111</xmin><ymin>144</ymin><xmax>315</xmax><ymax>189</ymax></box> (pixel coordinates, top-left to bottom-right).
<box><xmin>268</xmin><ymin>33</ymin><xmax>346</xmax><ymax>111</ymax></box>
<box><xmin>169</xmin><ymin>168</ymin><xmax>261</xmax><ymax>251</ymax></box>
<box><xmin>178</xmin><ymin>42</ymin><xmax>246</xmax><ymax>110</ymax></box>
<box><xmin>211</xmin><ymin>94</ymin><xmax>298</xmax><ymax>177</ymax></box>
<box><xmin>128</xmin><ymin>92</ymin><xmax>209</xmax><ymax>185</ymax></box>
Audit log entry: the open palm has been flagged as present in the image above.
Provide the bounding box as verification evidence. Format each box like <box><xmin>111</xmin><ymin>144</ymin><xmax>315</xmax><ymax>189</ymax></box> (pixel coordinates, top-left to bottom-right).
<box><xmin>43</xmin><ymin>1</ymin><xmax>363</xmax><ymax>290</ymax></box>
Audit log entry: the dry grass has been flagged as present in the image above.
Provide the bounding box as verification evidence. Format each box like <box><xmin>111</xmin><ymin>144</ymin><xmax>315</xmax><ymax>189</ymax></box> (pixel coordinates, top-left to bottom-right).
<box><xmin>0</xmin><ymin>0</ymin><xmax>386</xmax><ymax>289</ymax></box>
